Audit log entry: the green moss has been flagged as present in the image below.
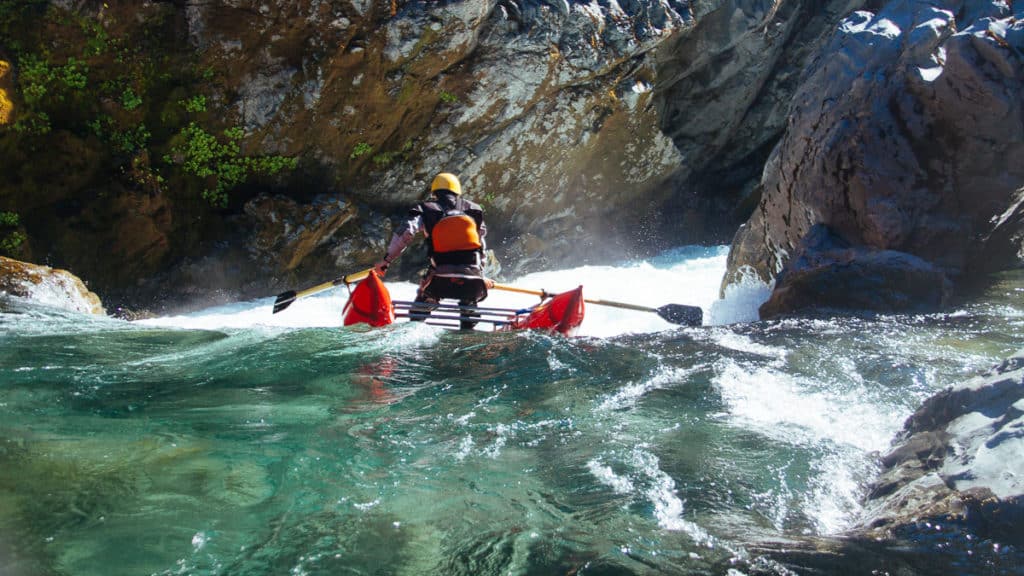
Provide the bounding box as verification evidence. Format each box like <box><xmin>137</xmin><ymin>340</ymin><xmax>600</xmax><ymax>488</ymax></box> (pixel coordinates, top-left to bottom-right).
<box><xmin>121</xmin><ymin>87</ymin><xmax>143</xmax><ymax>111</ymax></box>
<box><xmin>350</xmin><ymin>141</ymin><xmax>373</xmax><ymax>159</ymax></box>
<box><xmin>165</xmin><ymin>123</ymin><xmax>297</xmax><ymax>208</ymax></box>
<box><xmin>179</xmin><ymin>95</ymin><xmax>206</xmax><ymax>113</ymax></box>
<box><xmin>0</xmin><ymin>211</ymin><xmax>24</xmax><ymax>255</ymax></box>
<box><xmin>372</xmin><ymin>151</ymin><xmax>396</xmax><ymax>166</ymax></box>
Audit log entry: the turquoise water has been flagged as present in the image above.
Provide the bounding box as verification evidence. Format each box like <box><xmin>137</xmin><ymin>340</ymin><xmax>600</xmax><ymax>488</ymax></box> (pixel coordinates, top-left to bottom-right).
<box><xmin>2</xmin><ymin>250</ymin><xmax>1023</xmax><ymax>575</ymax></box>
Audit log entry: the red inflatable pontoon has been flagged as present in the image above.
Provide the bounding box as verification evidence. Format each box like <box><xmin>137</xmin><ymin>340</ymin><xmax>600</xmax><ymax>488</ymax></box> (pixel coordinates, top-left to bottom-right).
<box><xmin>341</xmin><ymin>274</ymin><xmax>584</xmax><ymax>335</ymax></box>
<box><xmin>500</xmin><ymin>286</ymin><xmax>585</xmax><ymax>336</ymax></box>
<box><xmin>342</xmin><ymin>271</ymin><xmax>395</xmax><ymax>327</ymax></box>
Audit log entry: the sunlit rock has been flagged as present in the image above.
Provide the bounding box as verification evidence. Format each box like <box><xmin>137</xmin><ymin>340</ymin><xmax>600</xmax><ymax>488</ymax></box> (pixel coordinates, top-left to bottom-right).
<box><xmin>0</xmin><ymin>59</ymin><xmax>12</xmax><ymax>125</ymax></box>
<box><xmin>0</xmin><ymin>256</ymin><xmax>105</xmax><ymax>315</ymax></box>
<box><xmin>854</xmin><ymin>349</ymin><xmax>1024</xmax><ymax>543</ymax></box>
<box><xmin>725</xmin><ymin>0</ymin><xmax>1024</xmax><ymax>316</ymax></box>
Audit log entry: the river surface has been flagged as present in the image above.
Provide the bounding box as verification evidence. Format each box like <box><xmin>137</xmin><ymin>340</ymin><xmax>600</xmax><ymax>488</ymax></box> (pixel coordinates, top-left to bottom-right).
<box><xmin>1</xmin><ymin>246</ymin><xmax>1022</xmax><ymax>575</ymax></box>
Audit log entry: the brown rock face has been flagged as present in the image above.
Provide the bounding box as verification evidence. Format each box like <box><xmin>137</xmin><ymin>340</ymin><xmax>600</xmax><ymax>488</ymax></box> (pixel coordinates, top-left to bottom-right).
<box><xmin>244</xmin><ymin>195</ymin><xmax>358</xmax><ymax>272</ymax></box>
<box><xmin>0</xmin><ymin>256</ymin><xmax>105</xmax><ymax>315</ymax></box>
<box><xmin>725</xmin><ymin>3</ymin><xmax>1024</xmax><ymax>316</ymax></box>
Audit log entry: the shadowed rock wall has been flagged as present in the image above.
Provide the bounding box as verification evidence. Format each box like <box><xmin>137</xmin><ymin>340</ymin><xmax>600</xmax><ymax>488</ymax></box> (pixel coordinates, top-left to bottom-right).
<box><xmin>724</xmin><ymin>0</ymin><xmax>1024</xmax><ymax>318</ymax></box>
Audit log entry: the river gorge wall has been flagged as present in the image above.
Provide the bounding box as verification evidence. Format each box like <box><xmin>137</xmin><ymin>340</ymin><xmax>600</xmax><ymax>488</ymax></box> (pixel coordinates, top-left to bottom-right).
<box><xmin>0</xmin><ymin>0</ymin><xmax>1021</xmax><ymax>316</ymax></box>
<box><xmin>0</xmin><ymin>0</ymin><xmax>851</xmax><ymax>312</ymax></box>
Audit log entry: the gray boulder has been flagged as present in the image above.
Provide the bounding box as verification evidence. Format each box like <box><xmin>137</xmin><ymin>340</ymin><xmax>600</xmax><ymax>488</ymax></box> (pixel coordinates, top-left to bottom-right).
<box><xmin>854</xmin><ymin>349</ymin><xmax>1024</xmax><ymax>543</ymax></box>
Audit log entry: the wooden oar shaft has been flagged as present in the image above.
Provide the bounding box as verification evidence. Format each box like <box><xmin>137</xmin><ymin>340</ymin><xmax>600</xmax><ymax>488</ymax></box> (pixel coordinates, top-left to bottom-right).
<box><xmin>273</xmin><ymin>268</ymin><xmax>374</xmax><ymax>314</ymax></box>
<box><xmin>294</xmin><ymin>268</ymin><xmax>372</xmax><ymax>299</ymax></box>
<box><xmin>491</xmin><ymin>283</ymin><xmax>656</xmax><ymax>312</ymax></box>
<box><xmin>490</xmin><ymin>283</ymin><xmax>546</xmax><ymax>297</ymax></box>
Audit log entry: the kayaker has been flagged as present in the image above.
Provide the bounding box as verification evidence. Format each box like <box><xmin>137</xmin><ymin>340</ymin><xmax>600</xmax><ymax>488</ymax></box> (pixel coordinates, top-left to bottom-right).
<box><xmin>374</xmin><ymin>172</ymin><xmax>492</xmax><ymax>329</ymax></box>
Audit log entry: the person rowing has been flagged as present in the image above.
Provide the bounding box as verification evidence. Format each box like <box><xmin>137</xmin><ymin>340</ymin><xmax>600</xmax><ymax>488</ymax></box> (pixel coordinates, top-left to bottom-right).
<box><xmin>375</xmin><ymin>172</ymin><xmax>494</xmax><ymax>330</ymax></box>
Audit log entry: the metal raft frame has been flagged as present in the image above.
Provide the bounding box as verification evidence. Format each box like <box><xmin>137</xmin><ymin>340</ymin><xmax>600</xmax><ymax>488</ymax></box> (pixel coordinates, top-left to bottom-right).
<box><xmin>391</xmin><ymin>300</ymin><xmax>534</xmax><ymax>330</ymax></box>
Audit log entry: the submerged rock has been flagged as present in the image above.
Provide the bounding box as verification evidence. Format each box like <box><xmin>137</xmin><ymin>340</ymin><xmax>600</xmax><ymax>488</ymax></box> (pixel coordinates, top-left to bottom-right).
<box><xmin>726</xmin><ymin>0</ymin><xmax>1024</xmax><ymax>316</ymax></box>
<box><xmin>0</xmin><ymin>256</ymin><xmax>105</xmax><ymax>315</ymax></box>
<box><xmin>854</xmin><ymin>349</ymin><xmax>1024</xmax><ymax>544</ymax></box>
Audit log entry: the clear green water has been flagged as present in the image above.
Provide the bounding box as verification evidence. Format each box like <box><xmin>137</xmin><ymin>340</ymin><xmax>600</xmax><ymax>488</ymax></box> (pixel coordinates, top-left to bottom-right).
<box><xmin>1</xmin><ymin>270</ymin><xmax>1023</xmax><ymax>575</ymax></box>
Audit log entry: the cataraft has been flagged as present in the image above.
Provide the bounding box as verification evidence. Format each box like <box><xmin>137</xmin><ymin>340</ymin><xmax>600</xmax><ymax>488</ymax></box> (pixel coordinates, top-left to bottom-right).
<box><xmin>341</xmin><ymin>270</ymin><xmax>586</xmax><ymax>335</ymax></box>
<box><xmin>272</xmin><ymin>268</ymin><xmax>702</xmax><ymax>334</ymax></box>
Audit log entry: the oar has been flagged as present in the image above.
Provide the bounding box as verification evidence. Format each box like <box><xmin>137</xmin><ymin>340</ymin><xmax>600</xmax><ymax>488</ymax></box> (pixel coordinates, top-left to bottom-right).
<box><xmin>491</xmin><ymin>283</ymin><xmax>703</xmax><ymax>327</ymax></box>
<box><xmin>272</xmin><ymin>268</ymin><xmax>373</xmax><ymax>314</ymax></box>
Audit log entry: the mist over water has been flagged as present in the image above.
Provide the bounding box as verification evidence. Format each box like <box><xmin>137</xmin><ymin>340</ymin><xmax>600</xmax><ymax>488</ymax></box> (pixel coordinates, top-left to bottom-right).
<box><xmin>2</xmin><ymin>246</ymin><xmax>1023</xmax><ymax>575</ymax></box>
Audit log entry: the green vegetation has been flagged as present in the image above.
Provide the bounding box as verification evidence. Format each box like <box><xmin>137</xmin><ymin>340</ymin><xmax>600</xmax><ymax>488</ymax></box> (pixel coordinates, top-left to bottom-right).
<box><xmin>439</xmin><ymin>90</ymin><xmax>458</xmax><ymax>104</ymax></box>
<box><xmin>1</xmin><ymin>4</ymin><xmax>298</xmax><ymax>213</ymax></box>
<box><xmin>350</xmin><ymin>142</ymin><xmax>373</xmax><ymax>159</ymax></box>
<box><xmin>13</xmin><ymin>55</ymin><xmax>89</xmax><ymax>135</ymax></box>
<box><xmin>0</xmin><ymin>0</ymin><xmax>307</xmax><ymax>281</ymax></box>
<box><xmin>372</xmin><ymin>152</ymin><xmax>395</xmax><ymax>166</ymax></box>
<box><xmin>78</xmin><ymin>14</ymin><xmax>109</xmax><ymax>56</ymax></box>
<box><xmin>371</xmin><ymin>139</ymin><xmax>413</xmax><ymax>168</ymax></box>
<box><xmin>89</xmin><ymin>116</ymin><xmax>150</xmax><ymax>154</ymax></box>
<box><xmin>180</xmin><ymin>95</ymin><xmax>206</xmax><ymax>113</ymax></box>
<box><xmin>166</xmin><ymin>123</ymin><xmax>297</xmax><ymax>208</ymax></box>
<box><xmin>121</xmin><ymin>87</ymin><xmax>142</xmax><ymax>111</ymax></box>
<box><xmin>0</xmin><ymin>211</ymin><xmax>25</xmax><ymax>255</ymax></box>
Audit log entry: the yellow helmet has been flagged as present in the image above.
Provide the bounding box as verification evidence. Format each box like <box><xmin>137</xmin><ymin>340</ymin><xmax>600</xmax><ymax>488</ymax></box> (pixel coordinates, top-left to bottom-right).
<box><xmin>430</xmin><ymin>172</ymin><xmax>462</xmax><ymax>195</ymax></box>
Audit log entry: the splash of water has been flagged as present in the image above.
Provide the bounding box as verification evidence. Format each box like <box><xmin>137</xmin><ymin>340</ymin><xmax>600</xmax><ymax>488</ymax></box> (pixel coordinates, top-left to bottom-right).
<box><xmin>140</xmin><ymin>246</ymin><xmax>768</xmax><ymax>337</ymax></box>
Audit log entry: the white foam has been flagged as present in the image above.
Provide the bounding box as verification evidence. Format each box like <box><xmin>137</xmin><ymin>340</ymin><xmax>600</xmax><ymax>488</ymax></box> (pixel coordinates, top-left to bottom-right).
<box><xmin>709</xmin><ymin>266</ymin><xmax>772</xmax><ymax>325</ymax></box>
<box><xmin>139</xmin><ymin>246</ymin><xmax>747</xmax><ymax>337</ymax></box>
<box><xmin>713</xmin><ymin>360</ymin><xmax>901</xmax><ymax>451</ymax></box>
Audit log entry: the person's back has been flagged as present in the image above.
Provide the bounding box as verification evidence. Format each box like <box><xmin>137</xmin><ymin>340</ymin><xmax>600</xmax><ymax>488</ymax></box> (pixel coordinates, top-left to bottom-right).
<box><xmin>375</xmin><ymin>173</ymin><xmax>490</xmax><ymax>329</ymax></box>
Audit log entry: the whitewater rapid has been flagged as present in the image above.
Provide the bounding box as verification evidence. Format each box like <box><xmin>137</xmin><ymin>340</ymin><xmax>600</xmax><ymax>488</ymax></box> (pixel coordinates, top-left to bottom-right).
<box><xmin>140</xmin><ymin>245</ymin><xmax>769</xmax><ymax>338</ymax></box>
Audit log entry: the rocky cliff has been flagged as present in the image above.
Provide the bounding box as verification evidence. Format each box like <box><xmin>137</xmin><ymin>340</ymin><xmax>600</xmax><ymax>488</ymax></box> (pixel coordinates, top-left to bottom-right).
<box><xmin>0</xmin><ymin>0</ymin><xmax>858</xmax><ymax>312</ymax></box>
<box><xmin>725</xmin><ymin>0</ymin><xmax>1024</xmax><ymax>317</ymax></box>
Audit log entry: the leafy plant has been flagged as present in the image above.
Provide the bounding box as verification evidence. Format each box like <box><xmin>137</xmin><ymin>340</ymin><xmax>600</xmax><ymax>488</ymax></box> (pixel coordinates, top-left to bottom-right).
<box><xmin>121</xmin><ymin>87</ymin><xmax>143</xmax><ymax>111</ymax></box>
<box><xmin>439</xmin><ymin>90</ymin><xmax>458</xmax><ymax>104</ymax></box>
<box><xmin>12</xmin><ymin>111</ymin><xmax>50</xmax><ymax>135</ymax></box>
<box><xmin>79</xmin><ymin>17</ymin><xmax>109</xmax><ymax>56</ymax></box>
<box><xmin>14</xmin><ymin>54</ymin><xmax>90</xmax><ymax>134</ymax></box>
<box><xmin>89</xmin><ymin>116</ymin><xmax>150</xmax><ymax>153</ymax></box>
<box><xmin>166</xmin><ymin>122</ymin><xmax>297</xmax><ymax>207</ymax></box>
<box><xmin>372</xmin><ymin>151</ymin><xmax>396</xmax><ymax>167</ymax></box>
<box><xmin>0</xmin><ymin>211</ymin><xmax>25</xmax><ymax>255</ymax></box>
<box><xmin>180</xmin><ymin>95</ymin><xmax>206</xmax><ymax>113</ymax></box>
<box><xmin>0</xmin><ymin>230</ymin><xmax>25</xmax><ymax>254</ymax></box>
<box><xmin>112</xmin><ymin>124</ymin><xmax>150</xmax><ymax>154</ymax></box>
<box><xmin>350</xmin><ymin>142</ymin><xmax>372</xmax><ymax>159</ymax></box>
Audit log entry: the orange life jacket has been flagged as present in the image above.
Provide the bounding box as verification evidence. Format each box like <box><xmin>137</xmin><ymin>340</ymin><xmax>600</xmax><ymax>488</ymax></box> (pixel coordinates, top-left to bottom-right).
<box><xmin>429</xmin><ymin>211</ymin><xmax>483</xmax><ymax>253</ymax></box>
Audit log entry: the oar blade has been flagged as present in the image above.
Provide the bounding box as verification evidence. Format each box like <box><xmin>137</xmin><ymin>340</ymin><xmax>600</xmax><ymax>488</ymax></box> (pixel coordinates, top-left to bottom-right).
<box><xmin>657</xmin><ymin>304</ymin><xmax>703</xmax><ymax>326</ymax></box>
<box><xmin>273</xmin><ymin>290</ymin><xmax>297</xmax><ymax>314</ymax></box>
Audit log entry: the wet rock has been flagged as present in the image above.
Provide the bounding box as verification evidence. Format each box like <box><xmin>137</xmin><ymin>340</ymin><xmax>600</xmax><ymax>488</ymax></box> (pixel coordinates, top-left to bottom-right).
<box><xmin>177</xmin><ymin>0</ymin><xmax>697</xmax><ymax>278</ymax></box>
<box><xmin>0</xmin><ymin>256</ymin><xmax>105</xmax><ymax>315</ymax></box>
<box><xmin>243</xmin><ymin>194</ymin><xmax>358</xmax><ymax>273</ymax></box>
<box><xmin>654</xmin><ymin>0</ymin><xmax>865</xmax><ymax>242</ymax></box>
<box><xmin>757</xmin><ymin>224</ymin><xmax>952</xmax><ymax>318</ymax></box>
<box><xmin>853</xmin><ymin>349</ymin><xmax>1024</xmax><ymax>544</ymax></box>
<box><xmin>725</xmin><ymin>0</ymin><xmax>1024</xmax><ymax>315</ymax></box>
